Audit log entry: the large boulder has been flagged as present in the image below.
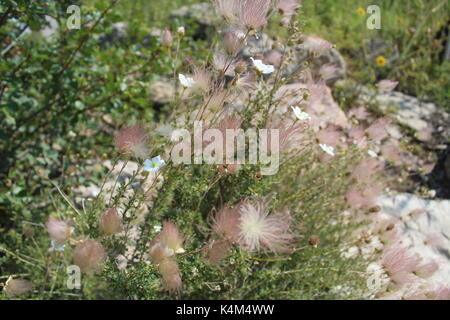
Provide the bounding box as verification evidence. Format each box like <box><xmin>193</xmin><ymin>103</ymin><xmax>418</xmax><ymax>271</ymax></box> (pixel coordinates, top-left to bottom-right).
<box><xmin>375</xmin><ymin>91</ymin><xmax>448</xmax><ymax>138</ymax></box>
<box><xmin>378</xmin><ymin>193</ymin><xmax>450</xmax><ymax>288</ymax></box>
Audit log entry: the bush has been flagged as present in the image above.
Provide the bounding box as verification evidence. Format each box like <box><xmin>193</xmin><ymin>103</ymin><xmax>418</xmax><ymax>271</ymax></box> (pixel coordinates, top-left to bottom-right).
<box><xmin>1</xmin><ymin>0</ymin><xmax>446</xmax><ymax>300</ymax></box>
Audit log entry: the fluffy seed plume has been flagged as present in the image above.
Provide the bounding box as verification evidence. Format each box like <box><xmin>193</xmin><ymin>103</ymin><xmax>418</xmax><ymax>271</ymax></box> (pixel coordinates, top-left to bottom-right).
<box><xmin>157</xmin><ymin>221</ymin><xmax>185</xmax><ymax>254</ymax></box>
<box><xmin>100</xmin><ymin>208</ymin><xmax>122</xmax><ymax>236</ymax></box>
<box><xmin>114</xmin><ymin>125</ymin><xmax>148</xmax><ymax>159</ymax></box>
<box><xmin>381</xmin><ymin>246</ymin><xmax>422</xmax><ymax>285</ymax></box>
<box><xmin>210</xmin><ymin>204</ymin><xmax>241</xmax><ymax>243</ymax></box>
<box><xmin>73</xmin><ymin>239</ymin><xmax>106</xmax><ymax>274</ymax></box>
<box><xmin>159</xmin><ymin>257</ymin><xmax>182</xmax><ymax>292</ymax></box>
<box><xmin>237</xmin><ymin>200</ymin><xmax>295</xmax><ymax>253</ymax></box>
<box><xmin>239</xmin><ymin>0</ymin><xmax>273</xmax><ymax>30</ymax></box>
<box><xmin>277</xmin><ymin>0</ymin><xmax>301</xmax><ymax>17</ymax></box>
<box><xmin>46</xmin><ymin>216</ymin><xmax>72</xmax><ymax>244</ymax></box>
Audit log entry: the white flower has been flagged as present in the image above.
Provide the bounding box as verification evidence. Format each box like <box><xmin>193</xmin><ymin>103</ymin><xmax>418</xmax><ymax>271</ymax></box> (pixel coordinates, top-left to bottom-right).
<box><xmin>143</xmin><ymin>155</ymin><xmax>166</xmax><ymax>172</ymax></box>
<box><xmin>319</xmin><ymin>143</ymin><xmax>335</xmax><ymax>156</ymax></box>
<box><xmin>236</xmin><ymin>31</ymin><xmax>246</xmax><ymax>39</ymax></box>
<box><xmin>291</xmin><ymin>106</ymin><xmax>311</xmax><ymax>121</ymax></box>
<box><xmin>50</xmin><ymin>239</ymin><xmax>65</xmax><ymax>252</ymax></box>
<box><xmin>177</xmin><ymin>26</ymin><xmax>185</xmax><ymax>36</ymax></box>
<box><xmin>368</xmin><ymin>149</ymin><xmax>378</xmax><ymax>158</ymax></box>
<box><xmin>178</xmin><ymin>74</ymin><xmax>195</xmax><ymax>88</ymax></box>
<box><xmin>250</xmin><ymin>57</ymin><xmax>274</xmax><ymax>74</ymax></box>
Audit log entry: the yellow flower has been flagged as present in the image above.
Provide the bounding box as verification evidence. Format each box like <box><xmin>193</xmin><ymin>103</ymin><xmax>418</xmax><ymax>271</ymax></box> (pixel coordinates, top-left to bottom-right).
<box><xmin>357</xmin><ymin>8</ymin><xmax>366</xmax><ymax>16</ymax></box>
<box><xmin>375</xmin><ymin>56</ymin><xmax>387</xmax><ymax>67</ymax></box>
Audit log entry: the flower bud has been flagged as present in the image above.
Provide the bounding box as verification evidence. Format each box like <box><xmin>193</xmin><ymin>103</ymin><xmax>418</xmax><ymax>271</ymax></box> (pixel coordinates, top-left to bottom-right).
<box><xmin>161</xmin><ymin>28</ymin><xmax>173</xmax><ymax>47</ymax></box>
<box><xmin>309</xmin><ymin>235</ymin><xmax>320</xmax><ymax>247</ymax></box>
<box><xmin>74</xmin><ymin>239</ymin><xmax>106</xmax><ymax>274</ymax></box>
<box><xmin>177</xmin><ymin>26</ymin><xmax>185</xmax><ymax>36</ymax></box>
<box><xmin>100</xmin><ymin>208</ymin><xmax>122</xmax><ymax>235</ymax></box>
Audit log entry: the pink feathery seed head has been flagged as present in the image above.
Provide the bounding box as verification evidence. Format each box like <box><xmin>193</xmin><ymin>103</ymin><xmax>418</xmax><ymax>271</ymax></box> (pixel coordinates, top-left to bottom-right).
<box><xmin>345</xmin><ymin>184</ymin><xmax>383</xmax><ymax>210</ymax></box>
<box><xmin>366</xmin><ymin>116</ymin><xmax>391</xmax><ymax>142</ymax></box>
<box><xmin>237</xmin><ymin>199</ymin><xmax>295</xmax><ymax>253</ymax></box>
<box><xmin>214</xmin><ymin>0</ymin><xmax>240</xmax><ymax>23</ymax></box>
<box><xmin>414</xmin><ymin>260</ymin><xmax>439</xmax><ymax>279</ymax></box>
<box><xmin>205</xmin><ymin>240</ymin><xmax>233</xmax><ymax>265</ymax></box>
<box><xmin>223</xmin><ymin>31</ymin><xmax>244</xmax><ymax>56</ymax></box>
<box><xmin>3</xmin><ymin>278</ymin><xmax>33</xmax><ymax>297</ymax></box>
<box><xmin>100</xmin><ymin>208</ymin><xmax>122</xmax><ymax>236</ymax></box>
<box><xmin>317</xmin><ymin>125</ymin><xmax>344</xmax><ymax>147</ymax></box>
<box><xmin>305</xmin><ymin>73</ymin><xmax>326</xmax><ymax>106</ymax></box>
<box><xmin>264</xmin><ymin>50</ymin><xmax>283</xmax><ymax>67</ymax></box>
<box><xmin>149</xmin><ymin>242</ymin><xmax>173</xmax><ymax>264</ymax></box>
<box><xmin>159</xmin><ymin>257</ymin><xmax>182</xmax><ymax>292</ymax></box>
<box><xmin>234</xmin><ymin>59</ymin><xmax>248</xmax><ymax>74</ymax></box>
<box><xmin>210</xmin><ymin>205</ymin><xmax>241</xmax><ymax>243</ymax></box>
<box><xmin>161</xmin><ymin>28</ymin><xmax>173</xmax><ymax>47</ymax></box>
<box><xmin>271</xmin><ymin>119</ymin><xmax>306</xmax><ymax>153</ymax></box>
<box><xmin>348</xmin><ymin>105</ymin><xmax>370</xmax><ymax>121</ymax></box>
<box><xmin>235</xmin><ymin>71</ymin><xmax>256</xmax><ymax>95</ymax></box>
<box><xmin>192</xmin><ymin>67</ymin><xmax>211</xmax><ymax>93</ymax></box>
<box><xmin>278</xmin><ymin>0</ymin><xmax>301</xmax><ymax>16</ymax></box>
<box><xmin>319</xmin><ymin>63</ymin><xmax>339</xmax><ymax>82</ymax></box>
<box><xmin>381</xmin><ymin>246</ymin><xmax>422</xmax><ymax>285</ymax></box>
<box><xmin>46</xmin><ymin>216</ymin><xmax>72</xmax><ymax>243</ymax></box>
<box><xmin>206</xmin><ymin>91</ymin><xmax>228</xmax><ymax>113</ymax></box>
<box><xmin>158</xmin><ymin>221</ymin><xmax>185</xmax><ymax>254</ymax></box>
<box><xmin>73</xmin><ymin>239</ymin><xmax>106</xmax><ymax>274</ymax></box>
<box><xmin>376</xmin><ymin>79</ymin><xmax>398</xmax><ymax>92</ymax></box>
<box><xmin>352</xmin><ymin>158</ymin><xmax>383</xmax><ymax>184</ymax></box>
<box><xmin>239</xmin><ymin>0</ymin><xmax>273</xmax><ymax>30</ymax></box>
<box><xmin>114</xmin><ymin>125</ymin><xmax>148</xmax><ymax>159</ymax></box>
<box><xmin>213</xmin><ymin>51</ymin><xmax>235</xmax><ymax>76</ymax></box>
<box><xmin>302</xmin><ymin>35</ymin><xmax>333</xmax><ymax>56</ymax></box>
